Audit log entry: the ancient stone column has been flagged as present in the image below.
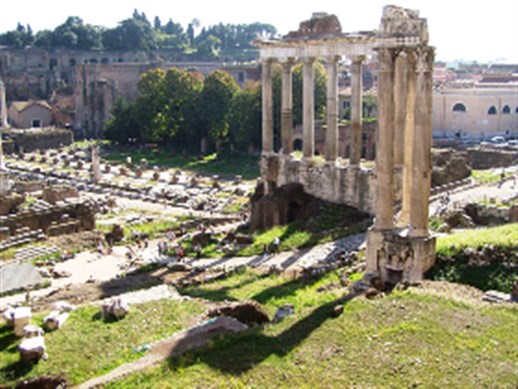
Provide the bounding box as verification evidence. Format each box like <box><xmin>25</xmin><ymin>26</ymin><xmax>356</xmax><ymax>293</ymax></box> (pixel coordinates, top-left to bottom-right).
<box><xmin>0</xmin><ymin>79</ymin><xmax>7</xmax><ymax>129</ymax></box>
<box><xmin>399</xmin><ymin>50</ymin><xmax>417</xmax><ymax>227</ymax></box>
<box><xmin>374</xmin><ymin>48</ymin><xmax>396</xmax><ymax>229</ymax></box>
<box><xmin>302</xmin><ymin>57</ymin><xmax>315</xmax><ymax>159</ymax></box>
<box><xmin>393</xmin><ymin>53</ymin><xmax>407</xmax><ymax>166</ymax></box>
<box><xmin>325</xmin><ymin>56</ymin><xmax>339</xmax><ymax>162</ymax></box>
<box><xmin>262</xmin><ymin>59</ymin><xmax>274</xmax><ymax>154</ymax></box>
<box><xmin>349</xmin><ymin>56</ymin><xmax>364</xmax><ymax>165</ymax></box>
<box><xmin>409</xmin><ymin>46</ymin><xmax>435</xmax><ymax>237</ymax></box>
<box><xmin>91</xmin><ymin>146</ymin><xmax>101</xmax><ymax>183</ymax></box>
<box><xmin>281</xmin><ymin>60</ymin><xmax>294</xmax><ymax>155</ymax></box>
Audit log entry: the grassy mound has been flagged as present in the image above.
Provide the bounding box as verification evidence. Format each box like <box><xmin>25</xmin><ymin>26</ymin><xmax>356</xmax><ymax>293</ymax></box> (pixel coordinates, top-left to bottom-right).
<box><xmin>106</xmin><ymin>270</ymin><xmax>517</xmax><ymax>388</ymax></box>
<box><xmin>429</xmin><ymin>224</ymin><xmax>518</xmax><ymax>293</ymax></box>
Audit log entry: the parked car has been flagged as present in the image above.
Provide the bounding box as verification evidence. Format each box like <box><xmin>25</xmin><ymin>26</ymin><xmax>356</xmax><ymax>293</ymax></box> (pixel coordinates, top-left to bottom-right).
<box><xmin>490</xmin><ymin>136</ymin><xmax>506</xmax><ymax>144</ymax></box>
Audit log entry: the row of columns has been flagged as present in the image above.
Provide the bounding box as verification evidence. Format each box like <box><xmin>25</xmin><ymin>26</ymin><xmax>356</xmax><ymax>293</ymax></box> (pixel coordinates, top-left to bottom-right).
<box><xmin>261</xmin><ymin>55</ymin><xmax>365</xmax><ymax>163</ymax></box>
<box><xmin>374</xmin><ymin>46</ymin><xmax>435</xmax><ymax>237</ymax></box>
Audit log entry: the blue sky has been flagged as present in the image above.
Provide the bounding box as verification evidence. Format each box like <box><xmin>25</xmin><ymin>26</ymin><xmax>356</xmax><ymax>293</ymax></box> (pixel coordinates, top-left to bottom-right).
<box><xmin>2</xmin><ymin>0</ymin><xmax>517</xmax><ymax>63</ymax></box>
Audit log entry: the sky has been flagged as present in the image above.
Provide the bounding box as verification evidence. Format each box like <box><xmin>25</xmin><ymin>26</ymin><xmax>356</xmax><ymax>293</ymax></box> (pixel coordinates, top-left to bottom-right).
<box><xmin>1</xmin><ymin>0</ymin><xmax>517</xmax><ymax>63</ymax></box>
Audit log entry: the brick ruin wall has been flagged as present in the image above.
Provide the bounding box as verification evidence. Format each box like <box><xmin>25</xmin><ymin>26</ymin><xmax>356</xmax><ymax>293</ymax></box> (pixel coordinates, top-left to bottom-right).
<box><xmin>5</xmin><ymin>128</ymin><xmax>73</xmax><ymax>152</ymax></box>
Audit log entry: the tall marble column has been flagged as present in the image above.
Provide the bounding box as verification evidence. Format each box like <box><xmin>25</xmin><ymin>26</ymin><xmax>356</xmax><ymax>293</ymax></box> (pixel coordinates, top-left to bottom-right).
<box><xmin>409</xmin><ymin>46</ymin><xmax>435</xmax><ymax>237</ymax></box>
<box><xmin>261</xmin><ymin>59</ymin><xmax>274</xmax><ymax>154</ymax></box>
<box><xmin>374</xmin><ymin>48</ymin><xmax>396</xmax><ymax>229</ymax></box>
<box><xmin>0</xmin><ymin>79</ymin><xmax>7</xmax><ymax>129</ymax></box>
<box><xmin>302</xmin><ymin>57</ymin><xmax>315</xmax><ymax>159</ymax></box>
<box><xmin>399</xmin><ymin>50</ymin><xmax>417</xmax><ymax>227</ymax></box>
<box><xmin>325</xmin><ymin>56</ymin><xmax>339</xmax><ymax>162</ymax></box>
<box><xmin>349</xmin><ymin>56</ymin><xmax>364</xmax><ymax>165</ymax></box>
<box><xmin>281</xmin><ymin>60</ymin><xmax>294</xmax><ymax>155</ymax></box>
<box><xmin>393</xmin><ymin>53</ymin><xmax>407</xmax><ymax>166</ymax></box>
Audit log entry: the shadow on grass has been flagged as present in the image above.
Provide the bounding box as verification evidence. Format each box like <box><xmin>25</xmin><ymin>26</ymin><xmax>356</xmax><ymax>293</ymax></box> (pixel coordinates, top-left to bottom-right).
<box><xmin>166</xmin><ymin>294</ymin><xmax>353</xmax><ymax>375</ymax></box>
<box><xmin>0</xmin><ymin>359</ymin><xmax>36</xmax><ymax>384</ymax></box>
<box><xmin>0</xmin><ymin>326</ymin><xmax>18</xmax><ymax>353</ymax></box>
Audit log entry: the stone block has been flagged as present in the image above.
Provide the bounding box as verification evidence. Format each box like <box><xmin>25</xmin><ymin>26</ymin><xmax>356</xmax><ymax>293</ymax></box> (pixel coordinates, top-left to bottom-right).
<box><xmin>13</xmin><ymin>307</ymin><xmax>32</xmax><ymax>337</ymax></box>
<box><xmin>43</xmin><ymin>311</ymin><xmax>70</xmax><ymax>331</ymax></box>
<box><xmin>19</xmin><ymin>336</ymin><xmax>45</xmax><ymax>363</ymax></box>
<box><xmin>23</xmin><ymin>324</ymin><xmax>44</xmax><ymax>338</ymax></box>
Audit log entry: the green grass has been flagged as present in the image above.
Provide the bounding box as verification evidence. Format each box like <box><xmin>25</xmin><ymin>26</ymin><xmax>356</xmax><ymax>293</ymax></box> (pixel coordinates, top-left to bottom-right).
<box><xmin>471</xmin><ymin>169</ymin><xmax>502</xmax><ymax>185</ymax></box>
<box><xmin>436</xmin><ymin>223</ymin><xmax>517</xmax><ymax>258</ymax></box>
<box><xmin>428</xmin><ymin>223</ymin><xmax>518</xmax><ymax>293</ymax></box>
<box><xmin>0</xmin><ymin>299</ymin><xmax>206</xmax><ymax>386</ymax></box>
<box><xmin>107</xmin><ymin>270</ymin><xmax>517</xmax><ymax>388</ymax></box>
<box><xmin>235</xmin><ymin>220</ymin><xmax>367</xmax><ymax>257</ymax></box>
<box><xmin>103</xmin><ymin>149</ymin><xmax>259</xmax><ymax>180</ymax></box>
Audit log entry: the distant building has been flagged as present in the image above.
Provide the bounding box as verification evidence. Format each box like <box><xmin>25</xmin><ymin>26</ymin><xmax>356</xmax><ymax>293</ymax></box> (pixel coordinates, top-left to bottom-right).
<box><xmin>8</xmin><ymin>100</ymin><xmax>52</xmax><ymax>129</ymax></box>
<box><xmin>432</xmin><ymin>83</ymin><xmax>517</xmax><ymax>140</ymax></box>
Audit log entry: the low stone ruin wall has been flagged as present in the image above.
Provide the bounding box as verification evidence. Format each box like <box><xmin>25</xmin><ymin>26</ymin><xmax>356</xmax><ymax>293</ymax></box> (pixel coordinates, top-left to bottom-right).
<box><xmin>467</xmin><ymin>149</ymin><xmax>517</xmax><ymax>170</ymax></box>
<box><xmin>261</xmin><ymin>154</ymin><xmax>376</xmax><ymax>216</ymax></box>
<box><xmin>0</xmin><ymin>200</ymin><xmax>95</xmax><ymax>237</ymax></box>
<box><xmin>5</xmin><ymin>128</ymin><xmax>74</xmax><ymax>152</ymax></box>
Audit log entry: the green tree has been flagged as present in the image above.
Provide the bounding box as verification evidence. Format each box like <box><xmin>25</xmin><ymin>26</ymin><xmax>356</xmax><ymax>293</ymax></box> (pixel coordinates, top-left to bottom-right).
<box><xmin>51</xmin><ymin>17</ymin><xmax>102</xmax><ymax>49</ymax></box>
<box><xmin>199</xmin><ymin>70</ymin><xmax>240</xmax><ymax>150</ymax></box>
<box><xmin>104</xmin><ymin>99</ymin><xmax>142</xmax><ymax>144</ymax></box>
<box><xmin>228</xmin><ymin>81</ymin><xmax>262</xmax><ymax>152</ymax></box>
<box><xmin>134</xmin><ymin>68</ymin><xmax>168</xmax><ymax>142</ymax></box>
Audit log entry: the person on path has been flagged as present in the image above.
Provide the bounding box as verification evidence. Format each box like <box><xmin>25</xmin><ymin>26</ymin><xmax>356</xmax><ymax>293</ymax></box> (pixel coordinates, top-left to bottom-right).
<box><xmin>273</xmin><ymin>237</ymin><xmax>280</xmax><ymax>253</ymax></box>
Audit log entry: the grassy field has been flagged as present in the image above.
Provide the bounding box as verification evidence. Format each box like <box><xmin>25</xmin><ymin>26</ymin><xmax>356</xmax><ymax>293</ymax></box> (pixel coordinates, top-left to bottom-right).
<box><xmin>471</xmin><ymin>169</ymin><xmax>503</xmax><ymax>185</ymax></box>
<box><xmin>103</xmin><ymin>149</ymin><xmax>260</xmax><ymax>180</ymax></box>
<box><xmin>0</xmin><ymin>299</ymin><xmax>206</xmax><ymax>386</ymax></box>
<box><xmin>104</xmin><ymin>270</ymin><xmax>517</xmax><ymax>388</ymax></box>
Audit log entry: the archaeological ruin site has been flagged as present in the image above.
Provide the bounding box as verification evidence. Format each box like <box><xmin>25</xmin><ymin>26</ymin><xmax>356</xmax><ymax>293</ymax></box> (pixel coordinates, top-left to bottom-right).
<box><xmin>0</xmin><ymin>5</ymin><xmax>516</xmax><ymax>388</ymax></box>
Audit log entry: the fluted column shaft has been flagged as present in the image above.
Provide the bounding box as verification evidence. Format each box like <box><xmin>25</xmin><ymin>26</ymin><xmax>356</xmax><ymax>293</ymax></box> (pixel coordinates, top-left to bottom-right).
<box><xmin>261</xmin><ymin>59</ymin><xmax>274</xmax><ymax>154</ymax></box>
<box><xmin>394</xmin><ymin>54</ymin><xmax>407</xmax><ymax>166</ymax></box>
<box><xmin>374</xmin><ymin>48</ymin><xmax>396</xmax><ymax>229</ymax></box>
<box><xmin>409</xmin><ymin>47</ymin><xmax>435</xmax><ymax>237</ymax></box>
<box><xmin>302</xmin><ymin>58</ymin><xmax>315</xmax><ymax>159</ymax></box>
<box><xmin>281</xmin><ymin>60</ymin><xmax>294</xmax><ymax>155</ymax></box>
<box><xmin>350</xmin><ymin>56</ymin><xmax>364</xmax><ymax>164</ymax></box>
<box><xmin>325</xmin><ymin>56</ymin><xmax>339</xmax><ymax>162</ymax></box>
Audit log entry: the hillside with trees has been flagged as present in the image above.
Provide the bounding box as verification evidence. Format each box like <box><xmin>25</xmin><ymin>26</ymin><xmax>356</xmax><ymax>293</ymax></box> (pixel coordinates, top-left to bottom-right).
<box><xmin>0</xmin><ymin>10</ymin><xmax>277</xmax><ymax>61</ymax></box>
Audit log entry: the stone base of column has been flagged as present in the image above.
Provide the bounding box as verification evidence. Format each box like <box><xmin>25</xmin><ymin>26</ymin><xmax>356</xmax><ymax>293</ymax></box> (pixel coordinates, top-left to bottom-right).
<box><xmin>0</xmin><ymin>170</ymin><xmax>10</xmax><ymax>195</ymax></box>
<box><xmin>366</xmin><ymin>227</ymin><xmax>436</xmax><ymax>289</ymax></box>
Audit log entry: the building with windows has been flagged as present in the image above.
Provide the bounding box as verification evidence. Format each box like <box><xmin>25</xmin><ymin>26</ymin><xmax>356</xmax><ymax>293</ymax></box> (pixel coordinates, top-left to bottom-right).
<box><xmin>8</xmin><ymin>100</ymin><xmax>53</xmax><ymax>129</ymax></box>
<box><xmin>432</xmin><ymin>83</ymin><xmax>517</xmax><ymax>140</ymax></box>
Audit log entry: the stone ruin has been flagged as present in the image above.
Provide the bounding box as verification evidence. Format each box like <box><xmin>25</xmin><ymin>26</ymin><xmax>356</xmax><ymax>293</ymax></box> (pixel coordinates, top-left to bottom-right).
<box><xmin>253</xmin><ymin>5</ymin><xmax>436</xmax><ymax>286</ymax></box>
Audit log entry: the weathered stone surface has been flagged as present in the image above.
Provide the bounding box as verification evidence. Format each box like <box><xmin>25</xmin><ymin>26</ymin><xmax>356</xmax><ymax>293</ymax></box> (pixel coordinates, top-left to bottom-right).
<box><xmin>19</xmin><ymin>336</ymin><xmax>46</xmax><ymax>363</ymax></box>
<box><xmin>105</xmin><ymin>224</ymin><xmax>124</xmax><ymax>243</ymax></box>
<box><xmin>43</xmin><ymin>311</ymin><xmax>70</xmax><ymax>331</ymax></box>
<box><xmin>467</xmin><ymin>149</ymin><xmax>517</xmax><ymax>170</ymax></box>
<box><xmin>208</xmin><ymin>301</ymin><xmax>270</xmax><ymax>325</ymax></box>
<box><xmin>431</xmin><ymin>149</ymin><xmax>471</xmax><ymax>187</ymax></box>
<box><xmin>0</xmin><ymin>193</ymin><xmax>24</xmax><ymax>216</ymax></box>
<box><xmin>42</xmin><ymin>185</ymin><xmax>79</xmax><ymax>204</ymax></box>
<box><xmin>13</xmin><ymin>307</ymin><xmax>32</xmax><ymax>337</ymax></box>
<box><xmin>0</xmin><ymin>263</ymin><xmax>43</xmax><ymax>295</ymax></box>
<box><xmin>273</xmin><ymin>304</ymin><xmax>295</xmax><ymax>322</ymax></box>
<box><xmin>23</xmin><ymin>325</ymin><xmax>44</xmax><ymax>338</ymax></box>
<box><xmin>332</xmin><ymin>305</ymin><xmax>344</xmax><ymax>317</ymax></box>
<box><xmin>286</xmin><ymin>12</ymin><xmax>342</xmax><ymax>38</ymax></box>
<box><xmin>102</xmin><ymin>297</ymin><xmax>130</xmax><ymax>320</ymax></box>
<box><xmin>444</xmin><ymin>209</ymin><xmax>475</xmax><ymax>229</ymax></box>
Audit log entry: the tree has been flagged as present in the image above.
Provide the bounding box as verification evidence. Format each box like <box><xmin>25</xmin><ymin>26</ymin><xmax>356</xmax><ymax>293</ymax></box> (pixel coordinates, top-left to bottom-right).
<box><xmin>199</xmin><ymin>70</ymin><xmax>240</xmax><ymax>149</ymax></box>
<box><xmin>104</xmin><ymin>98</ymin><xmax>141</xmax><ymax>144</ymax></box>
<box><xmin>153</xmin><ymin>16</ymin><xmax>161</xmax><ymax>30</ymax></box>
<box><xmin>228</xmin><ymin>81</ymin><xmax>262</xmax><ymax>152</ymax></box>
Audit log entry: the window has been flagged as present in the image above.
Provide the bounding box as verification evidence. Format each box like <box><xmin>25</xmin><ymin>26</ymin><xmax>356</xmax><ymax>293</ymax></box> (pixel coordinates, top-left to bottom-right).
<box><xmin>343</xmin><ymin>101</ymin><xmax>350</xmax><ymax>109</ymax></box>
<box><xmin>32</xmin><ymin>119</ymin><xmax>41</xmax><ymax>128</ymax></box>
<box><xmin>487</xmin><ymin>106</ymin><xmax>497</xmax><ymax>115</ymax></box>
<box><xmin>452</xmin><ymin>103</ymin><xmax>467</xmax><ymax>112</ymax></box>
<box><xmin>238</xmin><ymin>72</ymin><xmax>245</xmax><ymax>83</ymax></box>
<box><xmin>502</xmin><ymin>105</ymin><xmax>511</xmax><ymax>114</ymax></box>
<box><xmin>515</xmin><ymin>106</ymin><xmax>518</xmax><ymax>114</ymax></box>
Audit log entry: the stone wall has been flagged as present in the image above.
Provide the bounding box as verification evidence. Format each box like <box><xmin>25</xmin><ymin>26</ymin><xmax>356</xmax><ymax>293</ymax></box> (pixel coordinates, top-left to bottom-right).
<box><xmin>260</xmin><ymin>154</ymin><xmax>376</xmax><ymax>214</ymax></box>
<box><xmin>0</xmin><ymin>200</ymin><xmax>95</xmax><ymax>236</ymax></box>
<box><xmin>5</xmin><ymin>128</ymin><xmax>73</xmax><ymax>152</ymax></box>
<box><xmin>467</xmin><ymin>148</ymin><xmax>517</xmax><ymax>170</ymax></box>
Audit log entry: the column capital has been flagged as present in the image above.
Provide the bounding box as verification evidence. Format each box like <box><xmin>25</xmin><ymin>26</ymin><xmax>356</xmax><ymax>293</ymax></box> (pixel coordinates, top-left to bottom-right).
<box><xmin>375</xmin><ymin>47</ymin><xmax>397</xmax><ymax>72</ymax></box>
<box><xmin>415</xmin><ymin>46</ymin><xmax>435</xmax><ymax>74</ymax></box>
<box><xmin>324</xmin><ymin>55</ymin><xmax>341</xmax><ymax>64</ymax></box>
<box><xmin>351</xmin><ymin>55</ymin><xmax>366</xmax><ymax>64</ymax></box>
